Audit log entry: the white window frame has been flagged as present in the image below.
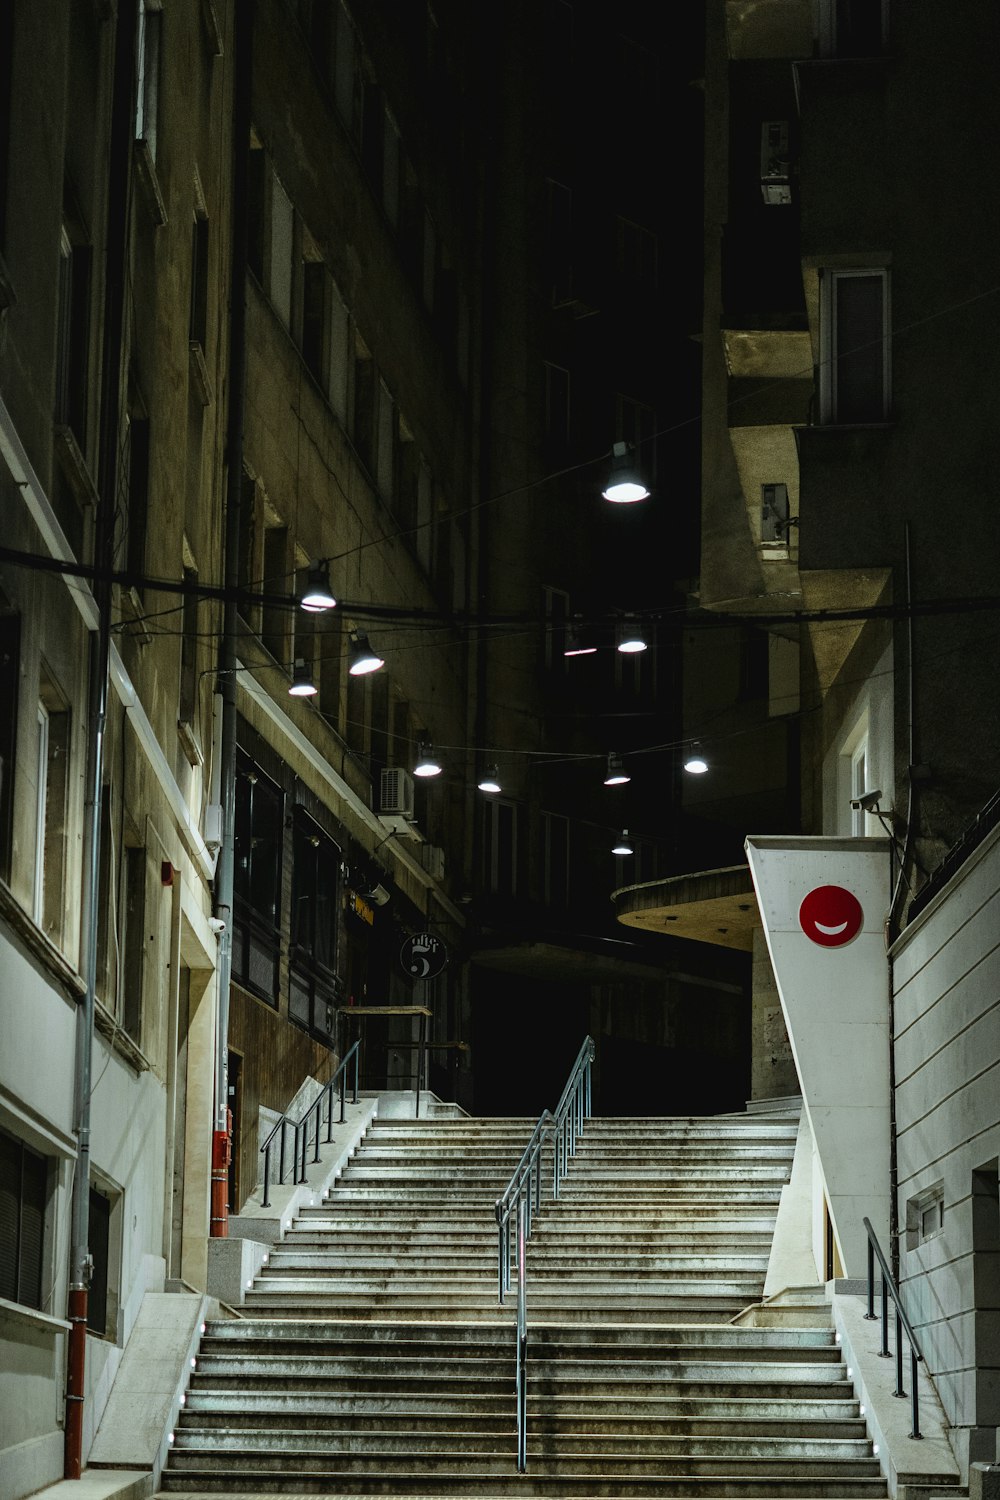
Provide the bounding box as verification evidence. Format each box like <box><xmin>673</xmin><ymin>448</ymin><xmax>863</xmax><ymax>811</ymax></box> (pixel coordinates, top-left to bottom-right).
<box><xmin>33</xmin><ymin>703</ymin><xmax>49</xmax><ymax>925</ymax></box>
<box><xmin>135</xmin><ymin>1</ymin><xmax>163</xmax><ymax>161</ymax></box>
<box><xmin>818</xmin><ymin>267</ymin><xmax>890</xmax><ymax>424</ymax></box>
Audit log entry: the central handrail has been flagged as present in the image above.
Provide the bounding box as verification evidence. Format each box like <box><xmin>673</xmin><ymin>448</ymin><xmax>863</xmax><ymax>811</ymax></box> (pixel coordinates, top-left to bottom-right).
<box><xmin>862</xmin><ymin>1216</ymin><xmax>926</xmax><ymax>1439</ymax></box>
<box><xmin>494</xmin><ymin>1034</ymin><xmax>595</xmax><ymax>1472</ymax></box>
<box><xmin>259</xmin><ymin>1040</ymin><xmax>361</xmax><ymax>1208</ymax></box>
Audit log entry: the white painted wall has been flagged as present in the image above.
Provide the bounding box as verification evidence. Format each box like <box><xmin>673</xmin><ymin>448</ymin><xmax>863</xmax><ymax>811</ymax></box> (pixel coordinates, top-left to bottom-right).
<box><xmin>890</xmin><ymin>825</ymin><xmax>1000</xmax><ymax>1470</ymax></box>
<box><xmin>823</xmin><ymin>639</ymin><xmax>894</xmax><ymax>838</ymax></box>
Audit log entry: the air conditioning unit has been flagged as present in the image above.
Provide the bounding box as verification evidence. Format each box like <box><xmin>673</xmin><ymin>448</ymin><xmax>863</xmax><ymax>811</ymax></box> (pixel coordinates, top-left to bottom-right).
<box><xmin>420</xmin><ymin>844</ymin><xmax>446</xmax><ymax>880</ymax></box>
<box><xmin>379</xmin><ymin>766</ymin><xmax>416</xmax><ymax>831</ymax></box>
<box><xmin>760</xmin><ymin>120</ymin><xmax>792</xmax><ymax>205</ymax></box>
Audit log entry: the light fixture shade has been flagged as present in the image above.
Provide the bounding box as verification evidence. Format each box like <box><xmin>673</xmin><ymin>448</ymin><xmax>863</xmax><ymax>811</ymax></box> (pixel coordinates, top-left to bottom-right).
<box><xmin>564</xmin><ymin>626</ymin><xmax>598</xmax><ymax>658</ymax></box>
<box><xmin>288</xmin><ymin>658</ymin><xmax>318</xmax><ymax>697</ymax></box>
<box><xmin>612</xmin><ymin>828</ymin><xmax>634</xmax><ymax>856</ymax></box>
<box><xmin>414</xmin><ymin>741</ymin><xmax>442</xmax><ymax>777</ymax></box>
<box><xmin>478</xmin><ymin>763</ymin><xmax>502</xmax><ymax>794</ymax></box>
<box><xmin>300</xmin><ymin>560</ymin><xmax>337</xmax><ymax>612</ymax></box>
<box><xmin>348</xmin><ymin>631</ymin><xmax>384</xmax><ymax>676</ymax></box>
<box><xmin>617</xmin><ymin>620</ymin><xmax>648</xmax><ymax>654</ymax></box>
<box><xmin>602</xmin><ymin>441</ymin><xmax>650</xmax><ymax>504</ymax></box>
<box><xmin>603</xmin><ymin>751</ymin><xmax>630</xmax><ymax>787</ymax></box>
<box><xmin>684</xmin><ymin>743</ymin><xmax>709</xmax><ymax>774</ymax></box>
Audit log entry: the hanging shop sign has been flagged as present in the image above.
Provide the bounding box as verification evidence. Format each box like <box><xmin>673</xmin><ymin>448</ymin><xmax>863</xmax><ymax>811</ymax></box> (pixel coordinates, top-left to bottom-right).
<box><xmin>400</xmin><ymin>931</ymin><xmax>448</xmax><ymax>980</ymax></box>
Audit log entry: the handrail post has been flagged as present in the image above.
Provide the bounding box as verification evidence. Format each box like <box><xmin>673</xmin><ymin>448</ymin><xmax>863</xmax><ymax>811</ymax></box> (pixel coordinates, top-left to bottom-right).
<box><xmin>893</xmin><ymin>1308</ymin><xmax>905</xmax><ymax>1398</ymax></box>
<box><xmin>880</xmin><ymin>1269</ymin><xmax>890</xmax><ymax>1357</ymax></box>
<box><xmin>910</xmin><ymin>1349</ymin><xmax>922</xmax><ymax>1439</ymax></box>
<box><xmin>865</xmin><ymin>1237</ymin><xmax>876</xmax><ymax>1319</ymax></box>
<box><xmin>278</xmin><ymin>1119</ymin><xmax>286</xmax><ymax>1186</ymax></box>
<box><xmin>352</xmin><ymin>1042</ymin><xmax>359</xmax><ymax>1103</ymax></box>
<box><xmin>312</xmin><ymin>1098</ymin><xmax>322</xmax><ymax>1164</ymax></box>
<box><xmin>261</xmin><ymin>1142</ymin><xmax>271</xmax><ymax>1208</ymax></box>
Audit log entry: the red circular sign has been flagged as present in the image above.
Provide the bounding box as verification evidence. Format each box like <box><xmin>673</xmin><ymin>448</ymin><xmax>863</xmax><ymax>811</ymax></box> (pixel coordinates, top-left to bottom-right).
<box><xmin>799</xmin><ymin>885</ymin><xmax>864</xmax><ymax>948</ymax></box>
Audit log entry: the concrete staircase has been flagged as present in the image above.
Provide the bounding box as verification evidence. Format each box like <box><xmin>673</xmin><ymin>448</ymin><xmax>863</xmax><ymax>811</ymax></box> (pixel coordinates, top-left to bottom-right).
<box><xmin>160</xmin><ymin>1107</ymin><xmax>888</xmax><ymax>1497</ymax></box>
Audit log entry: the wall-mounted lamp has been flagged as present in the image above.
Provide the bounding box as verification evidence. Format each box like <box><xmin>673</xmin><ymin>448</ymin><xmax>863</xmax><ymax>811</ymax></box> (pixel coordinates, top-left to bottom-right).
<box><xmin>478</xmin><ymin>764</ymin><xmax>502</xmax><ymax>794</ymax></box>
<box><xmin>288</xmin><ymin>658</ymin><xmax>318</xmax><ymax>697</ymax></box>
<box><xmin>300</xmin><ymin>560</ymin><xmax>337</xmax><ymax>612</ymax></box>
<box><xmin>604</xmin><ymin>752</ymin><xmax>630</xmax><ymax>787</ymax></box>
<box><xmin>348</xmin><ymin>631</ymin><xmax>384</xmax><ymax>676</ymax></box>
<box><xmin>602</xmin><ymin>441</ymin><xmax>650</xmax><ymax>504</ymax></box>
<box><xmin>414</xmin><ymin>741</ymin><xmax>442</xmax><ymax>778</ymax></box>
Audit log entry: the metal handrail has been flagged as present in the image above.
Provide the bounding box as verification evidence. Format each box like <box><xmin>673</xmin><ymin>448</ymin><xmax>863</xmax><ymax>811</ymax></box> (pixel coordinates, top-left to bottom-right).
<box><xmin>259</xmin><ymin>1040</ymin><xmax>361</xmax><ymax>1208</ymax></box>
<box><xmin>495</xmin><ymin>1034</ymin><xmax>595</xmax><ymax>1302</ymax></box>
<box><xmin>494</xmin><ymin>1034</ymin><xmax>595</xmax><ymax>1473</ymax></box>
<box><xmin>862</xmin><ymin>1216</ymin><xmax>925</xmax><ymax>1439</ymax></box>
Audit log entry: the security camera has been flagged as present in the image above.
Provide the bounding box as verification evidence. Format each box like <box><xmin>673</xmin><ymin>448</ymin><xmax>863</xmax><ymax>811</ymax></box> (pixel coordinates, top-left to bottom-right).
<box><xmin>850</xmin><ymin>788</ymin><xmax>883</xmax><ymax>814</ymax></box>
<box><xmin>208</xmin><ymin>917</ymin><xmax>227</xmax><ymax>935</ymax></box>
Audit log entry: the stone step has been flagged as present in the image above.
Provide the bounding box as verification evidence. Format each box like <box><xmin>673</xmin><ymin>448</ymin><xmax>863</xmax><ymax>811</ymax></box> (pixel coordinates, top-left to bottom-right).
<box><xmin>263</xmin><ymin>1251</ymin><xmax>771</xmax><ymax>1272</ymax></box>
<box><xmin>161</xmin><ymin>1471</ymin><xmax>884</xmax><ymax>1496</ymax></box>
<box><xmin>241</xmin><ymin>1276</ymin><xmax>766</xmax><ymax>1301</ymax></box>
<box><xmin>201</xmin><ymin>1320</ymin><xmax>836</xmax><ymax>1349</ymax></box>
<box><xmin>237</xmin><ymin>1299</ymin><xmax>764</xmax><ymax>1323</ymax></box>
<box><xmin>183</xmin><ymin>1392</ymin><xmax>862</xmax><ymax>1421</ymax></box>
<box><xmin>172</xmin><ymin>1429</ymin><xmax>875</xmax><ymax>1460</ymax></box>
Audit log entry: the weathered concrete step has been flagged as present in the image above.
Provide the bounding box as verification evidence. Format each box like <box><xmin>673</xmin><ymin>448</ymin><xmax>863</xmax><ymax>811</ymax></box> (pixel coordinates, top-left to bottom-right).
<box><xmin>242</xmin><ymin>1277</ymin><xmax>764</xmax><ymax>1302</ymax></box>
<box><xmin>167</xmin><ymin>1447</ymin><xmax>883</xmax><ymax>1477</ymax></box>
<box><xmin>197</xmin><ymin>1340</ymin><xmax>841</xmax><ymax>1371</ymax></box>
<box><xmin>237</xmin><ymin>1299</ymin><xmax>762</xmax><ymax>1324</ymax></box>
<box><xmin>172</xmin><ymin>1429</ymin><xmax>875</xmax><ymax>1460</ymax></box>
<box><xmin>263</xmin><ymin>1253</ymin><xmax>770</xmax><ymax>1273</ymax></box>
<box><xmin>179</xmin><ymin>1409</ymin><xmax>868</xmax><ymax>1438</ymax></box>
<box><xmin>161</xmin><ymin>1473</ymin><xmax>885</xmax><ymax>1496</ymax></box>
<box><xmin>183</xmin><ymin>1392</ymin><xmax>862</xmax><ymax>1421</ymax></box>
<box><xmin>193</xmin><ymin>1353</ymin><xmax>844</xmax><ymax>1381</ymax></box>
<box><xmin>191</xmin><ymin>1367</ymin><xmax>851</xmax><ymax>1396</ymax></box>
<box><xmin>201</xmin><ymin>1319</ymin><xmax>836</xmax><ymax>1349</ymax></box>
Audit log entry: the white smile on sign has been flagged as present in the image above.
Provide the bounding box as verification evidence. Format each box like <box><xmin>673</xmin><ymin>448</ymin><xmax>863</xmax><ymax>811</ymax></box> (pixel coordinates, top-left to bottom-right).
<box><xmin>815</xmin><ymin>920</ymin><xmax>849</xmax><ymax>935</ymax></box>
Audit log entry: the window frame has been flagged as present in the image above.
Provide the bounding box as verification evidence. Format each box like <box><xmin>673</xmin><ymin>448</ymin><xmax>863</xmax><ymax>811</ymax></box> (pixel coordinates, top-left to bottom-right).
<box><xmin>818</xmin><ymin>267</ymin><xmax>891</xmax><ymax>424</ymax></box>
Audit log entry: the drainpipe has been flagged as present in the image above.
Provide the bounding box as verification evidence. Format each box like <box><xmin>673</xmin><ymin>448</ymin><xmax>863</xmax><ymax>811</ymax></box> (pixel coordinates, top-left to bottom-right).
<box><xmin>211</xmin><ymin>0</ymin><xmax>252</xmax><ymax>1235</ymax></box>
<box><xmin>64</xmin><ymin>0</ymin><xmax>136</xmax><ymax>1478</ymax></box>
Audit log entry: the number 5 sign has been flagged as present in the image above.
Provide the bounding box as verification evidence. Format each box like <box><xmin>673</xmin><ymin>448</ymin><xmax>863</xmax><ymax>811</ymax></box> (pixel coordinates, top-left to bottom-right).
<box><xmin>400</xmin><ymin>931</ymin><xmax>448</xmax><ymax>980</ymax></box>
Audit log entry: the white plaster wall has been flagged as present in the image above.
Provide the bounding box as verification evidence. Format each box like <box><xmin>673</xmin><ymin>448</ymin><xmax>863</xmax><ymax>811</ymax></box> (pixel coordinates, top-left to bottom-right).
<box><xmin>891</xmin><ymin>826</ymin><xmax>1000</xmax><ymax>1469</ymax></box>
<box><xmin>822</xmin><ymin>639</ymin><xmax>894</xmax><ymax>838</ymax></box>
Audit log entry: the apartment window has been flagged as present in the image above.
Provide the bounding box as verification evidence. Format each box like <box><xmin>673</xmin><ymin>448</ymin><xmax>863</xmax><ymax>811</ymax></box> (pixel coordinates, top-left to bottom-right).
<box><xmin>422</xmin><ymin>211</ymin><xmax>437</xmax><ymax>313</ymax></box>
<box><xmin>543</xmin><ymin>585</ymin><xmax>570</xmax><ymax>670</ymax></box>
<box><xmin>87</xmin><ymin>1184</ymin><xmax>112</xmax><ymax>1335</ymax></box>
<box><xmin>617</xmin><ymin>394</ymin><xmax>657</xmax><ymax>483</ymax></box>
<box><xmin>237</xmin><ymin>472</ymin><xmax>258</xmax><ymax>621</ymax></box>
<box><xmin>382</xmin><ymin>110</ymin><xmax>400</xmax><ymax>227</ymax></box>
<box><xmin>819</xmin><ymin>268</ymin><xmax>890</xmax><ymax>423</ymax></box>
<box><xmin>415</xmin><ymin>458</ymin><xmax>433</xmax><ymax>574</ymax></box>
<box><xmin>483</xmin><ymin>798</ymin><xmax>519</xmax><ymax>897</ymax></box>
<box><xmin>260</xmin><ymin>525</ymin><xmax>288</xmax><ymax>662</ymax></box>
<box><xmin>135</xmin><ymin>1</ymin><xmax>162</xmax><ymax>162</ymax></box>
<box><xmin>451</xmin><ymin>520</ymin><xmax>467</xmax><ymax>614</ymax></box>
<box><xmin>289</xmin><ymin>811</ymin><xmax>340</xmax><ymax>1039</ymax></box>
<box><xmin>544</xmin><ymin>362</ymin><xmax>570</xmax><ymax>457</ymax></box>
<box><xmin>395</xmin><ymin>415</ymin><xmax>419</xmax><ymax>531</ymax></box>
<box><xmin>121</xmin><ymin>843</ymin><xmax>146</xmax><ymax>1042</ymax></box>
<box><xmin>616</xmin><ymin>216</ymin><xmax>659</xmax><ymax>287</ymax></box>
<box><xmin>761</xmin><ymin>482</ymin><xmax>790</xmax><ymax>544</ymax></box>
<box><xmin>0</xmin><ymin>612</ymin><xmax>19</xmax><ymax>882</ymax></box>
<box><xmin>361</xmin><ymin>79</ymin><xmax>384</xmax><ymax>196</ymax></box>
<box><xmin>300</xmin><ymin>259</ymin><xmax>327</xmax><ymax>385</ymax></box>
<box><xmin>817</xmin><ymin>0</ymin><xmax>887</xmax><ymax>57</ymax></box>
<box><xmin>545</xmin><ymin>179</ymin><xmax>573</xmax><ymax>307</ymax></box>
<box><xmin>293</xmin><ymin>564</ymin><xmax>316</xmax><ymax>678</ymax></box>
<box><xmin>376</xmin><ymin>379</ymin><xmax>395</xmax><ymax>500</ymax></box>
<box><xmin>123</xmin><ymin>395</ymin><xmax>151</xmax><ymax>586</ymax></box>
<box><xmin>352</xmin><ymin>334</ymin><xmax>375</xmax><ymax>472</ymax></box>
<box><xmin>189</xmin><ymin>210</ymin><xmax>209</xmax><ymax>350</ymax></box>
<box><xmin>0</xmin><ymin>0</ymin><xmax>14</xmax><ymax>250</ymax></box>
<box><xmin>318</xmin><ymin>610</ymin><xmax>343</xmax><ymax>730</ymax></box>
<box><xmin>35</xmin><ymin>672</ymin><xmax>71</xmax><ymax>946</ymax></box>
<box><xmin>269</xmin><ymin>175</ymin><xmax>294</xmax><ymax>330</ymax></box>
<box><xmin>247</xmin><ymin>139</ymin><xmax>266</xmax><ymax>282</ymax></box>
<box><xmin>233</xmin><ymin>756</ymin><xmax>282</xmax><ymax>1004</ymax></box>
<box><xmin>542</xmin><ymin>811</ymin><xmax>570</xmax><ymax>908</ymax></box>
<box><xmin>0</xmin><ymin>1127</ymin><xmax>47</xmax><ymax>1311</ymax></box>
<box><xmin>326</xmin><ymin>281</ymin><xmax>350</xmax><ymax>425</ymax></box>
<box><xmin>178</xmin><ymin>565</ymin><xmax>199</xmax><ymax>734</ymax></box>
<box><xmin>55</xmin><ymin>219</ymin><xmax>93</xmax><ymax>446</ymax></box>
<box><xmin>333</xmin><ymin>1</ymin><xmax>362</xmax><ymax>144</ymax></box>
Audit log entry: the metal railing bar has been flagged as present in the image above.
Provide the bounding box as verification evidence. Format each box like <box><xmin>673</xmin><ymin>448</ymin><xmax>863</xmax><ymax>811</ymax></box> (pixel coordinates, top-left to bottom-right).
<box><xmin>259</xmin><ymin>1040</ymin><xmax>361</xmax><ymax>1208</ymax></box>
<box><xmin>862</xmin><ymin>1216</ymin><xmax>925</xmax><ymax>1439</ymax></box>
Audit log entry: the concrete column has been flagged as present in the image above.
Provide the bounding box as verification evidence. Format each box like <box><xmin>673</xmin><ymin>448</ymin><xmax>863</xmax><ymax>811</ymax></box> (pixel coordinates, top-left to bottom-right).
<box><xmin>751</xmin><ymin>926</ymin><xmax>798</xmax><ymax>1100</ymax></box>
